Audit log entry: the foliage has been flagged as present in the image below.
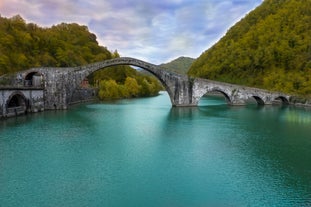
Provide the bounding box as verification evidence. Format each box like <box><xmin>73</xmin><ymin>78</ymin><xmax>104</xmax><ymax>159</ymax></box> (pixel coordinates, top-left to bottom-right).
<box><xmin>159</xmin><ymin>56</ymin><xmax>195</xmax><ymax>75</ymax></box>
<box><xmin>0</xmin><ymin>15</ymin><xmax>163</xmax><ymax>98</ymax></box>
<box><xmin>188</xmin><ymin>0</ymin><xmax>311</xmax><ymax>96</ymax></box>
<box><xmin>97</xmin><ymin>68</ymin><xmax>163</xmax><ymax>100</ymax></box>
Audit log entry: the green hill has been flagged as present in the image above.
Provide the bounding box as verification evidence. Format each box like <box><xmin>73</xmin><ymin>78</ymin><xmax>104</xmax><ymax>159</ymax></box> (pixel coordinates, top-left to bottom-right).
<box><xmin>160</xmin><ymin>56</ymin><xmax>195</xmax><ymax>75</ymax></box>
<box><xmin>0</xmin><ymin>15</ymin><xmax>113</xmax><ymax>75</ymax></box>
<box><xmin>188</xmin><ymin>0</ymin><xmax>311</xmax><ymax>96</ymax></box>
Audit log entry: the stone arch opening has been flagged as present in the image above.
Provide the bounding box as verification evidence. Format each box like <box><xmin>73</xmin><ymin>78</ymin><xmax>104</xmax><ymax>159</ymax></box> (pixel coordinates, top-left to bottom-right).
<box><xmin>212</xmin><ymin>89</ymin><xmax>231</xmax><ymax>103</ymax></box>
<box><xmin>84</xmin><ymin>66</ymin><xmax>166</xmax><ymax>101</ymax></box>
<box><xmin>70</xmin><ymin>58</ymin><xmax>176</xmax><ymax>105</ymax></box>
<box><xmin>198</xmin><ymin>90</ymin><xmax>231</xmax><ymax>106</ymax></box>
<box><xmin>246</xmin><ymin>96</ymin><xmax>265</xmax><ymax>105</ymax></box>
<box><xmin>88</xmin><ymin>67</ymin><xmax>169</xmax><ymax>96</ymax></box>
<box><xmin>274</xmin><ymin>96</ymin><xmax>289</xmax><ymax>105</ymax></box>
<box><xmin>6</xmin><ymin>92</ymin><xmax>28</xmax><ymax>116</ymax></box>
<box><xmin>24</xmin><ymin>71</ymin><xmax>44</xmax><ymax>87</ymax></box>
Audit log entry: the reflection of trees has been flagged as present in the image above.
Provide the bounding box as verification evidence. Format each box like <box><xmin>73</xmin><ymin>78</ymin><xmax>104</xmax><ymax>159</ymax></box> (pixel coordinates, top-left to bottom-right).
<box><xmin>283</xmin><ymin>108</ymin><xmax>311</xmax><ymax>124</ymax></box>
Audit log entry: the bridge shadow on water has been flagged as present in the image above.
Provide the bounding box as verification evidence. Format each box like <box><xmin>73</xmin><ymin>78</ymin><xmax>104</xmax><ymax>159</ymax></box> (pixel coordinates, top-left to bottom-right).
<box><xmin>166</xmin><ymin>95</ymin><xmax>230</xmax><ymax>121</ymax></box>
<box><xmin>166</xmin><ymin>93</ymin><xmax>311</xmax><ymax>125</ymax></box>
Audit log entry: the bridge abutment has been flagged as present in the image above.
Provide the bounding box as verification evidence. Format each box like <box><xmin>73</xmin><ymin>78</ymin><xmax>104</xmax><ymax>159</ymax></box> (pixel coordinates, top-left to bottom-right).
<box><xmin>0</xmin><ymin>88</ymin><xmax>44</xmax><ymax>118</ymax></box>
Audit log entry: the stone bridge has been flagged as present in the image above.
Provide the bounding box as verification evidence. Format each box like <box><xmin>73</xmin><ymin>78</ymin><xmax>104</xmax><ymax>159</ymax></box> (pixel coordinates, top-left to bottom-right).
<box><xmin>1</xmin><ymin>57</ymin><xmax>292</xmax><ymax>117</ymax></box>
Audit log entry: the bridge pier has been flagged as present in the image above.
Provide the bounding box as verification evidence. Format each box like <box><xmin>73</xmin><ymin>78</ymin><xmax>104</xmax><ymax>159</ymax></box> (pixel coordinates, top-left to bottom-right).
<box><xmin>165</xmin><ymin>76</ymin><xmax>197</xmax><ymax>107</ymax></box>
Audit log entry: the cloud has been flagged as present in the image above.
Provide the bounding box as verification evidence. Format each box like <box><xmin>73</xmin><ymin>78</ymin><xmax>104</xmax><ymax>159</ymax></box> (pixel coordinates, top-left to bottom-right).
<box><xmin>0</xmin><ymin>0</ymin><xmax>262</xmax><ymax>64</ymax></box>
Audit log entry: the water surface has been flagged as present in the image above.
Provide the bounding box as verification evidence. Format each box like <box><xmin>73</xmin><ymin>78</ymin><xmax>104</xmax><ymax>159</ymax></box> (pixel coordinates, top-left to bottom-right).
<box><xmin>1</xmin><ymin>92</ymin><xmax>311</xmax><ymax>206</ymax></box>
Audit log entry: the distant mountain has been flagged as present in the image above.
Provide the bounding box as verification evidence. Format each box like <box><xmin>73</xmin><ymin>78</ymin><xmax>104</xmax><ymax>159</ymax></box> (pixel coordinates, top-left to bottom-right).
<box><xmin>159</xmin><ymin>56</ymin><xmax>195</xmax><ymax>75</ymax></box>
<box><xmin>188</xmin><ymin>0</ymin><xmax>311</xmax><ymax>96</ymax></box>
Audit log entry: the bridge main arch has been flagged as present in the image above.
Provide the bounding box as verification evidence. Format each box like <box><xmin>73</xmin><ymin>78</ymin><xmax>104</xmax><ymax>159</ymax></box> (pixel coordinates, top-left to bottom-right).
<box><xmin>68</xmin><ymin>57</ymin><xmax>194</xmax><ymax>107</ymax></box>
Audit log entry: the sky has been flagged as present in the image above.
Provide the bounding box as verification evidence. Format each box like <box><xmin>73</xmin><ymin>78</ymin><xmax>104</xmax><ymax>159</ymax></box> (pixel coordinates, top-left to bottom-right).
<box><xmin>0</xmin><ymin>0</ymin><xmax>262</xmax><ymax>64</ymax></box>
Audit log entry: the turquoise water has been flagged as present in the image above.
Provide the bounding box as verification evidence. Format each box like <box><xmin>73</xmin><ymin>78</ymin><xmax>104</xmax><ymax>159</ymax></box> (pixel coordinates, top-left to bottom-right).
<box><xmin>0</xmin><ymin>92</ymin><xmax>311</xmax><ymax>207</ymax></box>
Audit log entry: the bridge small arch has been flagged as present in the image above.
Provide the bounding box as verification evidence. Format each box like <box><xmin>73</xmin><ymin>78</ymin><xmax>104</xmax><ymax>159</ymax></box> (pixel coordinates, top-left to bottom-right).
<box><xmin>274</xmin><ymin>96</ymin><xmax>289</xmax><ymax>105</ymax></box>
<box><xmin>250</xmin><ymin>96</ymin><xmax>265</xmax><ymax>105</ymax></box>
<box><xmin>198</xmin><ymin>89</ymin><xmax>231</xmax><ymax>106</ymax></box>
<box><xmin>6</xmin><ymin>92</ymin><xmax>28</xmax><ymax>116</ymax></box>
<box><xmin>212</xmin><ymin>89</ymin><xmax>231</xmax><ymax>103</ymax></box>
<box><xmin>24</xmin><ymin>71</ymin><xmax>44</xmax><ymax>87</ymax></box>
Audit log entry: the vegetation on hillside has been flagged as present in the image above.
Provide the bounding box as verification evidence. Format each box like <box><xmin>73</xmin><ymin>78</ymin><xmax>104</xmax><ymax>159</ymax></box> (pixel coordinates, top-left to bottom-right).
<box><xmin>0</xmin><ymin>15</ymin><xmax>162</xmax><ymax>99</ymax></box>
<box><xmin>188</xmin><ymin>0</ymin><xmax>311</xmax><ymax>96</ymax></box>
<box><xmin>0</xmin><ymin>15</ymin><xmax>112</xmax><ymax>74</ymax></box>
<box><xmin>159</xmin><ymin>56</ymin><xmax>195</xmax><ymax>75</ymax></box>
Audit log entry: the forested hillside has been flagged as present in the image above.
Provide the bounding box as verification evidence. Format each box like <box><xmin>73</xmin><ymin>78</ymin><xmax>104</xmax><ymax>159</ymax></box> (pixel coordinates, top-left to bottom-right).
<box><xmin>0</xmin><ymin>15</ymin><xmax>113</xmax><ymax>74</ymax></box>
<box><xmin>159</xmin><ymin>56</ymin><xmax>194</xmax><ymax>75</ymax></box>
<box><xmin>0</xmin><ymin>15</ymin><xmax>162</xmax><ymax>99</ymax></box>
<box><xmin>188</xmin><ymin>0</ymin><xmax>311</xmax><ymax>96</ymax></box>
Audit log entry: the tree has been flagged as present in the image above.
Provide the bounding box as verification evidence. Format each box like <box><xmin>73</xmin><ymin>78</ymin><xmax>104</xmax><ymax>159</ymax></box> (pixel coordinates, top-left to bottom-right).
<box><xmin>98</xmin><ymin>80</ymin><xmax>120</xmax><ymax>99</ymax></box>
<box><xmin>124</xmin><ymin>77</ymin><xmax>141</xmax><ymax>97</ymax></box>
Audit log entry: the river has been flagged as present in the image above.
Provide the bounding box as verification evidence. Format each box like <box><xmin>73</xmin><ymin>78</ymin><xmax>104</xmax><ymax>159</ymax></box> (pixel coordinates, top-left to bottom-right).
<box><xmin>0</xmin><ymin>92</ymin><xmax>310</xmax><ymax>206</ymax></box>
